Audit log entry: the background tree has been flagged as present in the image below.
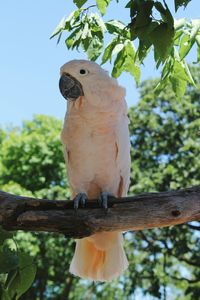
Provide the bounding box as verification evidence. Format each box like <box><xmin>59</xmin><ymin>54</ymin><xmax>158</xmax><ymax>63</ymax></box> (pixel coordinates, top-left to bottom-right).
<box><xmin>51</xmin><ymin>0</ymin><xmax>200</xmax><ymax>97</ymax></box>
<box><xmin>126</xmin><ymin>64</ymin><xmax>200</xmax><ymax>299</ymax></box>
<box><xmin>0</xmin><ymin>64</ymin><xmax>199</xmax><ymax>299</ymax></box>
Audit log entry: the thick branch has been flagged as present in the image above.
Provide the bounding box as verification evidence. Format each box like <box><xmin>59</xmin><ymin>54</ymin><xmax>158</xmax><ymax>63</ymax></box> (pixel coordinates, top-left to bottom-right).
<box><xmin>0</xmin><ymin>186</ymin><xmax>200</xmax><ymax>238</ymax></box>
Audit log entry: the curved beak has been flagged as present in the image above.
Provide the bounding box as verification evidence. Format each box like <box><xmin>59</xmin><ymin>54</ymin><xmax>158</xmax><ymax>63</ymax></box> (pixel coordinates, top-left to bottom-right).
<box><xmin>59</xmin><ymin>73</ymin><xmax>84</xmax><ymax>101</ymax></box>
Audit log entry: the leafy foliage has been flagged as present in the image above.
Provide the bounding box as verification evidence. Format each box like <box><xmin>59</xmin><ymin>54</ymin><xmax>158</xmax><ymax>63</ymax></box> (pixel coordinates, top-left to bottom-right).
<box><xmin>0</xmin><ymin>115</ymin><xmax>67</xmax><ymax>192</ymax></box>
<box><xmin>51</xmin><ymin>0</ymin><xmax>200</xmax><ymax>97</ymax></box>
<box><xmin>0</xmin><ymin>229</ymin><xmax>36</xmax><ymax>300</ymax></box>
<box><xmin>0</xmin><ymin>65</ymin><xmax>200</xmax><ymax>298</ymax></box>
<box><xmin>0</xmin><ymin>116</ymin><xmax>72</xmax><ymax>299</ymax></box>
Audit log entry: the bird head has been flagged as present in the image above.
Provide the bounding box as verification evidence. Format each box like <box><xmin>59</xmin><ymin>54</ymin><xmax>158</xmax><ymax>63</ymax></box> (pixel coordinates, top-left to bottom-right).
<box><xmin>59</xmin><ymin>60</ymin><xmax>126</xmax><ymax>112</ymax></box>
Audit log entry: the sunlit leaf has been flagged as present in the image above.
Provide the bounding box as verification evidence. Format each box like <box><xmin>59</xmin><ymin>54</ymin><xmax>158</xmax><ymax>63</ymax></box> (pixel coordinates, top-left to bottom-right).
<box><xmin>106</xmin><ymin>20</ymin><xmax>126</xmax><ymax>35</ymax></box>
<box><xmin>124</xmin><ymin>41</ymin><xmax>140</xmax><ymax>84</ymax></box>
<box><xmin>81</xmin><ymin>22</ymin><xmax>90</xmax><ymax>39</ymax></box>
<box><xmin>179</xmin><ymin>34</ymin><xmax>194</xmax><ymax>60</ymax></box>
<box><xmin>101</xmin><ymin>38</ymin><xmax>118</xmax><ymax>64</ymax></box>
<box><xmin>112</xmin><ymin>43</ymin><xmax>124</xmax><ymax>57</ymax></box>
<box><xmin>96</xmin><ymin>0</ymin><xmax>110</xmax><ymax>15</ymax></box>
<box><xmin>50</xmin><ymin>17</ymin><xmax>66</xmax><ymax>39</ymax></box>
<box><xmin>112</xmin><ymin>49</ymin><xmax>126</xmax><ymax>77</ymax></box>
<box><xmin>91</xmin><ymin>13</ymin><xmax>107</xmax><ymax>34</ymax></box>
<box><xmin>190</xmin><ymin>19</ymin><xmax>200</xmax><ymax>40</ymax></box>
<box><xmin>174</xmin><ymin>18</ymin><xmax>186</xmax><ymax>30</ymax></box>
<box><xmin>170</xmin><ymin>60</ymin><xmax>189</xmax><ymax>96</ymax></box>
<box><xmin>86</xmin><ymin>36</ymin><xmax>103</xmax><ymax>60</ymax></box>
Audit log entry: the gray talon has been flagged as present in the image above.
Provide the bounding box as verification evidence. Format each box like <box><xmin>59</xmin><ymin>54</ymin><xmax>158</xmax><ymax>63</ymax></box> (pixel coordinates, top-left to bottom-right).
<box><xmin>99</xmin><ymin>192</ymin><xmax>112</xmax><ymax>209</ymax></box>
<box><xmin>73</xmin><ymin>193</ymin><xmax>87</xmax><ymax>210</ymax></box>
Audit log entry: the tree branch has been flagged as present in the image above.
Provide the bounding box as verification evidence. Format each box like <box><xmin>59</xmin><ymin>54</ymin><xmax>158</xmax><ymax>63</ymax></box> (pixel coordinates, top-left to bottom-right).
<box><xmin>0</xmin><ymin>186</ymin><xmax>200</xmax><ymax>238</ymax></box>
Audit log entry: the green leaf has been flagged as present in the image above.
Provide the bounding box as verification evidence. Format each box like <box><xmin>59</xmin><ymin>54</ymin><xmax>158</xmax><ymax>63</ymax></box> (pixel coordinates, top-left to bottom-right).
<box><xmin>6</xmin><ymin>253</ymin><xmax>36</xmax><ymax>300</ymax></box>
<box><xmin>170</xmin><ymin>76</ymin><xmax>187</xmax><ymax>97</ymax></box>
<box><xmin>106</xmin><ymin>20</ymin><xmax>126</xmax><ymax>35</ymax></box>
<box><xmin>131</xmin><ymin>0</ymin><xmax>153</xmax><ymax>28</ymax></box>
<box><xmin>86</xmin><ymin>36</ymin><xmax>103</xmax><ymax>60</ymax></box>
<box><xmin>111</xmin><ymin>41</ymin><xmax>140</xmax><ymax>84</ymax></box>
<box><xmin>170</xmin><ymin>60</ymin><xmax>189</xmax><ymax>96</ymax></box>
<box><xmin>183</xmin><ymin>61</ymin><xmax>195</xmax><ymax>85</ymax></box>
<box><xmin>73</xmin><ymin>0</ymin><xmax>87</xmax><ymax>8</ymax></box>
<box><xmin>1</xmin><ymin>290</ymin><xmax>11</xmax><ymax>300</ymax></box>
<box><xmin>174</xmin><ymin>18</ymin><xmax>186</xmax><ymax>30</ymax></box>
<box><xmin>174</xmin><ymin>0</ymin><xmax>192</xmax><ymax>12</ymax></box>
<box><xmin>149</xmin><ymin>23</ymin><xmax>174</xmax><ymax>61</ymax></box>
<box><xmin>126</xmin><ymin>56</ymin><xmax>140</xmax><ymax>85</ymax></box>
<box><xmin>0</xmin><ymin>246</ymin><xmax>19</xmax><ymax>274</ymax></box>
<box><xmin>0</xmin><ymin>228</ymin><xmax>13</xmax><ymax>246</ymax></box>
<box><xmin>50</xmin><ymin>17</ymin><xmax>66</xmax><ymax>39</ymax></box>
<box><xmin>161</xmin><ymin>57</ymin><xmax>174</xmax><ymax>81</ymax></box>
<box><xmin>4</xmin><ymin>269</ymin><xmax>18</xmax><ymax>290</ymax></box>
<box><xmin>173</xmin><ymin>60</ymin><xmax>190</xmax><ymax>82</ymax></box>
<box><xmin>131</xmin><ymin>21</ymin><xmax>158</xmax><ymax>41</ymax></box>
<box><xmin>81</xmin><ymin>22</ymin><xmax>90</xmax><ymax>39</ymax></box>
<box><xmin>64</xmin><ymin>26</ymin><xmax>81</xmax><ymax>49</ymax></box>
<box><xmin>69</xmin><ymin>10</ymin><xmax>82</xmax><ymax>27</ymax></box>
<box><xmin>124</xmin><ymin>41</ymin><xmax>140</xmax><ymax>84</ymax></box>
<box><xmin>112</xmin><ymin>43</ymin><xmax>125</xmax><ymax>57</ymax></box>
<box><xmin>65</xmin><ymin>31</ymin><xmax>77</xmax><ymax>49</ymax></box>
<box><xmin>190</xmin><ymin>19</ymin><xmax>200</xmax><ymax>40</ymax></box>
<box><xmin>137</xmin><ymin>39</ymin><xmax>152</xmax><ymax>62</ymax></box>
<box><xmin>196</xmin><ymin>35</ymin><xmax>200</xmax><ymax>47</ymax></box>
<box><xmin>81</xmin><ymin>37</ymin><xmax>90</xmax><ymax>51</ymax></box>
<box><xmin>179</xmin><ymin>34</ymin><xmax>194</xmax><ymax>60</ymax></box>
<box><xmin>96</xmin><ymin>0</ymin><xmax>110</xmax><ymax>16</ymax></box>
<box><xmin>91</xmin><ymin>13</ymin><xmax>107</xmax><ymax>34</ymax></box>
<box><xmin>101</xmin><ymin>38</ymin><xmax>118</xmax><ymax>64</ymax></box>
<box><xmin>197</xmin><ymin>43</ymin><xmax>200</xmax><ymax>62</ymax></box>
<box><xmin>112</xmin><ymin>49</ymin><xmax>126</xmax><ymax>77</ymax></box>
<box><xmin>154</xmin><ymin>76</ymin><xmax>169</xmax><ymax>95</ymax></box>
<box><xmin>174</xmin><ymin>30</ymin><xmax>183</xmax><ymax>46</ymax></box>
<box><xmin>154</xmin><ymin>1</ymin><xmax>174</xmax><ymax>28</ymax></box>
<box><xmin>50</xmin><ymin>10</ymin><xmax>81</xmax><ymax>41</ymax></box>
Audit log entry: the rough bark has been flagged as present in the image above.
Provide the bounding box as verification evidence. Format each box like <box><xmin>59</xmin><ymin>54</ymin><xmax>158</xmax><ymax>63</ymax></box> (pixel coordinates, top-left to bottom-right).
<box><xmin>0</xmin><ymin>186</ymin><xmax>200</xmax><ymax>238</ymax></box>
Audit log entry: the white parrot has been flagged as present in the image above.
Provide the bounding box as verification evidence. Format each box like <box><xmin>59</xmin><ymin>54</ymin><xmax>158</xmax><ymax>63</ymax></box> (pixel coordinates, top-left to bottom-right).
<box><xmin>59</xmin><ymin>60</ymin><xmax>131</xmax><ymax>281</ymax></box>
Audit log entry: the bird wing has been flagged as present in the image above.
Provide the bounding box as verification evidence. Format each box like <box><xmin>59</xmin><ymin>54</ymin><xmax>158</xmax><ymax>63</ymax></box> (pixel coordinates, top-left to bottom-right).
<box><xmin>115</xmin><ymin>103</ymin><xmax>131</xmax><ymax>197</ymax></box>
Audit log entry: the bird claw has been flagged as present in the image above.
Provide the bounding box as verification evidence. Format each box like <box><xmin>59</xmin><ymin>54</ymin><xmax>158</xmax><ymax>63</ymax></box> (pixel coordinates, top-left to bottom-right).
<box><xmin>73</xmin><ymin>193</ymin><xmax>87</xmax><ymax>210</ymax></box>
<box><xmin>98</xmin><ymin>192</ymin><xmax>112</xmax><ymax>210</ymax></box>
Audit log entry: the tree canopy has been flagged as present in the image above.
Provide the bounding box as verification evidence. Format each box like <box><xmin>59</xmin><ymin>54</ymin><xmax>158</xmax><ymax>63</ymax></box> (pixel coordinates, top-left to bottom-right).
<box><xmin>51</xmin><ymin>0</ymin><xmax>200</xmax><ymax>98</ymax></box>
<box><xmin>0</xmin><ymin>65</ymin><xmax>199</xmax><ymax>299</ymax></box>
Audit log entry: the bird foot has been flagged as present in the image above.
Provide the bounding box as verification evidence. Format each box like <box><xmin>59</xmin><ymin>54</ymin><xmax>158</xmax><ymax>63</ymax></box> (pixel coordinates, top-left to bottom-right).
<box><xmin>98</xmin><ymin>192</ymin><xmax>113</xmax><ymax>209</ymax></box>
<box><xmin>73</xmin><ymin>193</ymin><xmax>87</xmax><ymax>210</ymax></box>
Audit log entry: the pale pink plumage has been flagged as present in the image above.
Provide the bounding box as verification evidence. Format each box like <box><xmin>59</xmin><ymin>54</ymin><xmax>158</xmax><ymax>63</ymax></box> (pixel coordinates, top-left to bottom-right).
<box><xmin>60</xmin><ymin>60</ymin><xmax>130</xmax><ymax>281</ymax></box>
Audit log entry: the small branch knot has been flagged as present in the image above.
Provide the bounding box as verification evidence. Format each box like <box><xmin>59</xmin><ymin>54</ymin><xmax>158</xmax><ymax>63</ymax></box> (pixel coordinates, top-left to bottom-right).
<box><xmin>171</xmin><ymin>210</ymin><xmax>181</xmax><ymax>217</ymax></box>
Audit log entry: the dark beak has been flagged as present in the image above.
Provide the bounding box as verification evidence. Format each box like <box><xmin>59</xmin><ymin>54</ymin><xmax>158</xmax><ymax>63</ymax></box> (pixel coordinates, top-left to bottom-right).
<box><xmin>59</xmin><ymin>73</ymin><xmax>84</xmax><ymax>101</ymax></box>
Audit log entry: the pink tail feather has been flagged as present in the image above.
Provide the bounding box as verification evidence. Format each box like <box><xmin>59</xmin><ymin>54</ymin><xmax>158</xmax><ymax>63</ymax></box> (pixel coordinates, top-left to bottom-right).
<box><xmin>69</xmin><ymin>232</ymin><xmax>128</xmax><ymax>281</ymax></box>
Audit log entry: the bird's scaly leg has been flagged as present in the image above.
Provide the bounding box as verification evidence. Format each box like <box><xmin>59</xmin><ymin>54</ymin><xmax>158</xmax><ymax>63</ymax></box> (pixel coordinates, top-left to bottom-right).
<box><xmin>98</xmin><ymin>191</ymin><xmax>113</xmax><ymax>209</ymax></box>
<box><xmin>73</xmin><ymin>193</ymin><xmax>87</xmax><ymax>210</ymax></box>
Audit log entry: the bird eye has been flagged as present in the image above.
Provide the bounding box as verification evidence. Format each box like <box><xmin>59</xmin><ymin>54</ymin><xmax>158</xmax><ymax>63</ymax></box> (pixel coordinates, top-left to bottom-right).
<box><xmin>79</xmin><ymin>69</ymin><xmax>88</xmax><ymax>75</ymax></box>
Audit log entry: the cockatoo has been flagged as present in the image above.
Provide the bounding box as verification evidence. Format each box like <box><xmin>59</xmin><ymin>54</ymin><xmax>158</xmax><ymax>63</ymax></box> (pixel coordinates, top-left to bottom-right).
<box><xmin>59</xmin><ymin>60</ymin><xmax>130</xmax><ymax>281</ymax></box>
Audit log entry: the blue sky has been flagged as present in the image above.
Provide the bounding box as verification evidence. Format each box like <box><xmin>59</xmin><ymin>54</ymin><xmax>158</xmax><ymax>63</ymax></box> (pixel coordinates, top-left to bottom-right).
<box><xmin>0</xmin><ymin>0</ymin><xmax>199</xmax><ymax>126</ymax></box>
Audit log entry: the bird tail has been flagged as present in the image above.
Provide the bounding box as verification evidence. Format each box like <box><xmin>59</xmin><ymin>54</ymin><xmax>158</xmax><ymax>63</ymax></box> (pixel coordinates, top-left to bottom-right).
<box><xmin>69</xmin><ymin>232</ymin><xmax>128</xmax><ymax>281</ymax></box>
